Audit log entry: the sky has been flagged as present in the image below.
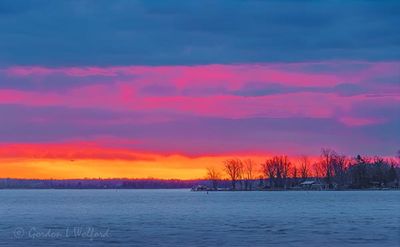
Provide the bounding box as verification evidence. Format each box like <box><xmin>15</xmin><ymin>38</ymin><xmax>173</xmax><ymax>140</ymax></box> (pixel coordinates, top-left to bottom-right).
<box><xmin>0</xmin><ymin>0</ymin><xmax>399</xmax><ymax>179</ymax></box>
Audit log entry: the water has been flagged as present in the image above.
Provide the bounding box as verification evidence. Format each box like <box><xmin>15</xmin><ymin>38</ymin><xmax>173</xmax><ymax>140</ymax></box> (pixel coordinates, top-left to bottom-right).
<box><xmin>0</xmin><ymin>190</ymin><xmax>399</xmax><ymax>247</ymax></box>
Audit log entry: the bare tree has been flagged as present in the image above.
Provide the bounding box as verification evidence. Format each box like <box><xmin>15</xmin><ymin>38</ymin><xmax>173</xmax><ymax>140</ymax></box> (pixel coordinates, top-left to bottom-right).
<box><xmin>332</xmin><ymin>154</ymin><xmax>348</xmax><ymax>188</ymax></box>
<box><xmin>320</xmin><ymin>148</ymin><xmax>337</xmax><ymax>187</ymax></box>
<box><xmin>261</xmin><ymin>159</ymin><xmax>276</xmax><ymax>188</ymax></box>
<box><xmin>291</xmin><ymin>166</ymin><xmax>298</xmax><ymax>179</ymax></box>
<box><xmin>291</xmin><ymin>166</ymin><xmax>298</xmax><ymax>187</ymax></box>
<box><xmin>206</xmin><ymin>167</ymin><xmax>222</xmax><ymax>190</ymax></box>
<box><xmin>243</xmin><ymin>159</ymin><xmax>256</xmax><ymax>190</ymax></box>
<box><xmin>224</xmin><ymin>159</ymin><xmax>243</xmax><ymax>190</ymax></box>
<box><xmin>350</xmin><ymin>155</ymin><xmax>369</xmax><ymax>188</ymax></box>
<box><xmin>281</xmin><ymin>156</ymin><xmax>291</xmax><ymax>188</ymax></box>
<box><xmin>261</xmin><ymin>156</ymin><xmax>291</xmax><ymax>188</ymax></box>
<box><xmin>312</xmin><ymin>161</ymin><xmax>324</xmax><ymax>179</ymax></box>
<box><xmin>299</xmin><ymin>155</ymin><xmax>310</xmax><ymax>180</ymax></box>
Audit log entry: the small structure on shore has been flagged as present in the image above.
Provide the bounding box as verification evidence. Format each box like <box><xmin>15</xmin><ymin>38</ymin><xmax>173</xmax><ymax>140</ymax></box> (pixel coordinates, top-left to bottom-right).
<box><xmin>300</xmin><ymin>180</ymin><xmax>327</xmax><ymax>190</ymax></box>
<box><xmin>191</xmin><ymin>185</ymin><xmax>210</xmax><ymax>191</ymax></box>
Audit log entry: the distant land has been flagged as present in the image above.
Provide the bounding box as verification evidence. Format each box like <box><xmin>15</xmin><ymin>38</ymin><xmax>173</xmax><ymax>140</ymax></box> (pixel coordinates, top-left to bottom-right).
<box><xmin>0</xmin><ymin>178</ymin><xmax>206</xmax><ymax>189</ymax></box>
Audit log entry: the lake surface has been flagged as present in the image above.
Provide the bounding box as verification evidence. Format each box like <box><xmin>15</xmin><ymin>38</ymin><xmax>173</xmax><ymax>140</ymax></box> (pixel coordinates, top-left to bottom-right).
<box><xmin>0</xmin><ymin>190</ymin><xmax>399</xmax><ymax>247</ymax></box>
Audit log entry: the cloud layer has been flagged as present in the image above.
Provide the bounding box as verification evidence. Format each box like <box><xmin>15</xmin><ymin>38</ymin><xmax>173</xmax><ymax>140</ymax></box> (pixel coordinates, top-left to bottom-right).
<box><xmin>0</xmin><ymin>1</ymin><xmax>399</xmax><ymax>66</ymax></box>
<box><xmin>0</xmin><ymin>62</ymin><xmax>399</xmax><ymax>156</ymax></box>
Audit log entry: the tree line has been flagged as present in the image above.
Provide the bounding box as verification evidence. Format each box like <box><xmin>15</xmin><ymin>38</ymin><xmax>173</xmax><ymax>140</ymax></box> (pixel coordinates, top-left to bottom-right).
<box><xmin>206</xmin><ymin>148</ymin><xmax>400</xmax><ymax>190</ymax></box>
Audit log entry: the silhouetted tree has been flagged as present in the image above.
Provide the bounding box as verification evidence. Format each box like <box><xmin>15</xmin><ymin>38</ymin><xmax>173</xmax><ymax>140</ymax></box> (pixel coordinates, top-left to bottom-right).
<box><xmin>206</xmin><ymin>167</ymin><xmax>222</xmax><ymax>190</ymax></box>
<box><xmin>224</xmin><ymin>159</ymin><xmax>243</xmax><ymax>190</ymax></box>
<box><xmin>332</xmin><ymin>154</ymin><xmax>348</xmax><ymax>188</ymax></box>
<box><xmin>281</xmin><ymin>156</ymin><xmax>291</xmax><ymax>188</ymax></box>
<box><xmin>261</xmin><ymin>156</ymin><xmax>291</xmax><ymax>188</ymax></box>
<box><xmin>243</xmin><ymin>159</ymin><xmax>256</xmax><ymax>190</ymax></box>
<box><xmin>312</xmin><ymin>161</ymin><xmax>324</xmax><ymax>179</ymax></box>
<box><xmin>349</xmin><ymin>155</ymin><xmax>369</xmax><ymax>188</ymax></box>
<box><xmin>299</xmin><ymin>155</ymin><xmax>310</xmax><ymax>180</ymax></box>
<box><xmin>261</xmin><ymin>159</ymin><xmax>276</xmax><ymax>188</ymax></box>
<box><xmin>387</xmin><ymin>165</ymin><xmax>397</xmax><ymax>184</ymax></box>
<box><xmin>291</xmin><ymin>166</ymin><xmax>299</xmax><ymax>187</ymax></box>
<box><xmin>320</xmin><ymin>148</ymin><xmax>336</xmax><ymax>188</ymax></box>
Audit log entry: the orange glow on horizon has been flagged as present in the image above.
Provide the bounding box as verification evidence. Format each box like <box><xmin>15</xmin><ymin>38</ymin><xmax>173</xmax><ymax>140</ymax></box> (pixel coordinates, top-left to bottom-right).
<box><xmin>0</xmin><ymin>156</ymin><xmax>265</xmax><ymax>180</ymax></box>
<box><xmin>0</xmin><ymin>143</ymin><xmax>320</xmax><ymax>179</ymax></box>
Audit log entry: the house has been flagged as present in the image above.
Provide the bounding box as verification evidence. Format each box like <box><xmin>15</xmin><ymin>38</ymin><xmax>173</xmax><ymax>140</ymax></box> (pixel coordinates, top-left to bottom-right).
<box><xmin>300</xmin><ymin>180</ymin><xmax>327</xmax><ymax>190</ymax></box>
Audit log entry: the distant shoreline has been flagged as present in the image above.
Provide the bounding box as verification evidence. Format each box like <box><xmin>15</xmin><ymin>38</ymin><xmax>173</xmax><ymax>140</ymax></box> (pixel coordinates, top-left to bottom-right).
<box><xmin>191</xmin><ymin>188</ymin><xmax>400</xmax><ymax>192</ymax></box>
<box><xmin>1</xmin><ymin>177</ymin><xmax>399</xmax><ymax>190</ymax></box>
<box><xmin>1</xmin><ymin>189</ymin><xmax>399</xmax><ymax>191</ymax></box>
<box><xmin>0</xmin><ymin>178</ymin><xmax>203</xmax><ymax>189</ymax></box>
<box><xmin>1</xmin><ymin>187</ymin><xmax>399</xmax><ymax>191</ymax></box>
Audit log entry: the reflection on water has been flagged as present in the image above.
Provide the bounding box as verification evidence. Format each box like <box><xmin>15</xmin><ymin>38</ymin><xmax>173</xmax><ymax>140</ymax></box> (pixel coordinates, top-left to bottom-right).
<box><xmin>0</xmin><ymin>190</ymin><xmax>399</xmax><ymax>246</ymax></box>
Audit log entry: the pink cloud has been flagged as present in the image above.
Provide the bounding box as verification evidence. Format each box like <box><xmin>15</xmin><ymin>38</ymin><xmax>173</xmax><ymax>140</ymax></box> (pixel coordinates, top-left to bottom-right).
<box><xmin>339</xmin><ymin>117</ymin><xmax>386</xmax><ymax>127</ymax></box>
<box><xmin>1</xmin><ymin>62</ymin><xmax>399</xmax><ymax>127</ymax></box>
<box><xmin>6</xmin><ymin>61</ymin><xmax>398</xmax><ymax>90</ymax></box>
<box><xmin>0</xmin><ymin>141</ymin><xmax>153</xmax><ymax>160</ymax></box>
<box><xmin>1</xmin><ymin>84</ymin><xmax>398</xmax><ymax>126</ymax></box>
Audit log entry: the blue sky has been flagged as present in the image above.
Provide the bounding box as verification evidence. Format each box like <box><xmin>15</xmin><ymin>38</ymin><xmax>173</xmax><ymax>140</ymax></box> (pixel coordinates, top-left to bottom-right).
<box><xmin>0</xmin><ymin>0</ymin><xmax>399</xmax><ymax>66</ymax></box>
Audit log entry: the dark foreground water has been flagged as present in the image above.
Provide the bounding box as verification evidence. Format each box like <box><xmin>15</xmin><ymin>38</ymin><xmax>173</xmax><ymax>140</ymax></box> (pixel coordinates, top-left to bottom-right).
<box><xmin>0</xmin><ymin>190</ymin><xmax>399</xmax><ymax>247</ymax></box>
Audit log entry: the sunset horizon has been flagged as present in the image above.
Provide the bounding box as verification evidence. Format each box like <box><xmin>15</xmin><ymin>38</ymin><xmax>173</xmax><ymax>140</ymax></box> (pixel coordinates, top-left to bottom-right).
<box><xmin>1</xmin><ymin>61</ymin><xmax>399</xmax><ymax>179</ymax></box>
<box><xmin>0</xmin><ymin>1</ymin><xmax>399</xmax><ymax>246</ymax></box>
<box><xmin>0</xmin><ymin>140</ymin><xmax>398</xmax><ymax>180</ymax></box>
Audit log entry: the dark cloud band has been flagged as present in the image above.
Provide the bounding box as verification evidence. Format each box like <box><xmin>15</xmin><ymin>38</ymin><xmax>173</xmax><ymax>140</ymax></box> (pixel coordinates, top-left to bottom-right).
<box><xmin>0</xmin><ymin>0</ymin><xmax>399</xmax><ymax>66</ymax></box>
